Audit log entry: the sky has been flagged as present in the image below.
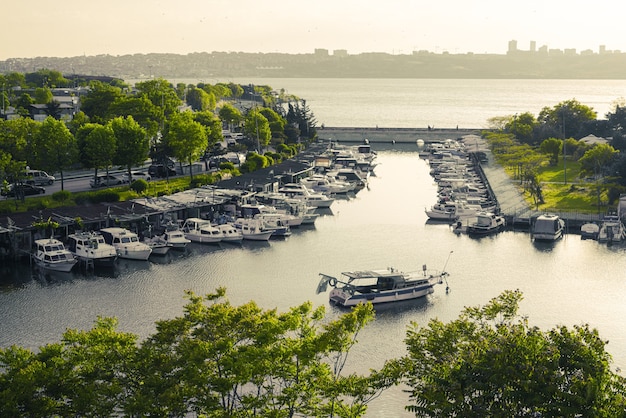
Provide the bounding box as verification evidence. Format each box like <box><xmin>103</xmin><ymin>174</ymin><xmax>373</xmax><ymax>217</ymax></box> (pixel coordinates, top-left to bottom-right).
<box><xmin>3</xmin><ymin>0</ymin><xmax>625</xmax><ymax>60</ymax></box>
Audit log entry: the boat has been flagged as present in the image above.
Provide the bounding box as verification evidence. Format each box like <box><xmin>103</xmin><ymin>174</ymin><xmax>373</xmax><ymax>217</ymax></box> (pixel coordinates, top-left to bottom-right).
<box><xmin>143</xmin><ymin>235</ymin><xmax>171</xmax><ymax>255</ymax></box>
<box><xmin>300</xmin><ymin>174</ymin><xmax>355</xmax><ymax>194</ymax></box>
<box><xmin>232</xmin><ymin>218</ymin><xmax>274</xmax><ymax>241</ymax></box>
<box><xmin>100</xmin><ymin>227</ymin><xmax>153</xmax><ymax>260</ymax></box>
<box><xmin>160</xmin><ymin>228</ymin><xmax>191</xmax><ymax>250</ymax></box>
<box><xmin>277</xmin><ymin>183</ymin><xmax>335</xmax><ymax>208</ymax></box>
<box><xmin>214</xmin><ymin>222</ymin><xmax>244</xmax><ymax>243</ymax></box>
<box><xmin>531</xmin><ymin>214</ymin><xmax>565</xmax><ymax>242</ymax></box>
<box><xmin>255</xmin><ymin>213</ymin><xmax>292</xmax><ymax>237</ymax></box>
<box><xmin>317</xmin><ymin>256</ymin><xmax>451</xmax><ymax>307</ymax></box>
<box><xmin>425</xmin><ymin>202</ymin><xmax>458</xmax><ymax>221</ymax></box>
<box><xmin>580</xmin><ymin>223</ymin><xmax>600</xmax><ymax>240</ymax></box>
<box><xmin>597</xmin><ymin>215</ymin><xmax>626</xmax><ymax>244</ymax></box>
<box><xmin>180</xmin><ymin>218</ymin><xmax>223</xmax><ymax>244</ymax></box>
<box><xmin>33</xmin><ymin>237</ymin><xmax>78</xmax><ymax>272</ymax></box>
<box><xmin>466</xmin><ymin>211</ymin><xmax>506</xmax><ymax>236</ymax></box>
<box><xmin>66</xmin><ymin>231</ymin><xmax>118</xmax><ymax>267</ymax></box>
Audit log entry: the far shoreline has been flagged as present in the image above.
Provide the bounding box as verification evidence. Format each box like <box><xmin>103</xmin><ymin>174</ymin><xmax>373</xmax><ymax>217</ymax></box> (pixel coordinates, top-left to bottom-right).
<box><xmin>317</xmin><ymin>126</ymin><xmax>480</xmax><ymax>143</ymax></box>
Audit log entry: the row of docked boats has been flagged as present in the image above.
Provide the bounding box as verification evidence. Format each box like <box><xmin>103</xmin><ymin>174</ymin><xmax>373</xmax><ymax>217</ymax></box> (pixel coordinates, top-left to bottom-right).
<box><xmin>421</xmin><ymin>139</ymin><xmax>506</xmax><ymax>236</ymax></box>
<box><xmin>580</xmin><ymin>214</ymin><xmax>626</xmax><ymax>244</ymax></box>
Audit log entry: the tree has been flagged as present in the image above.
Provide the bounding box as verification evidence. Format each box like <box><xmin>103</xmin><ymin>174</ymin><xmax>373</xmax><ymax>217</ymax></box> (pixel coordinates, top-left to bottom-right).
<box><xmin>537</xmin><ymin>99</ymin><xmax>597</xmax><ymax>140</ymax></box>
<box><xmin>539</xmin><ymin>137</ymin><xmax>563</xmax><ymax>166</ymax></box>
<box><xmin>193</xmin><ymin>110</ymin><xmax>223</xmax><ymax>149</ymax></box>
<box><xmin>110</xmin><ymin>116</ymin><xmax>149</xmax><ymax>180</ymax></box>
<box><xmin>126</xmin><ymin>289</ymin><xmax>387</xmax><ymax>417</ymax></box>
<box><xmin>164</xmin><ymin>111</ymin><xmax>207</xmax><ymax>181</ymax></box>
<box><xmin>32</xmin><ymin>117</ymin><xmax>78</xmax><ymax>190</ymax></box>
<box><xmin>134</xmin><ymin>78</ymin><xmax>181</xmax><ymax>118</ymax></box>
<box><xmin>218</xmin><ymin>102</ymin><xmax>243</xmax><ymax>131</ymax></box>
<box><xmin>400</xmin><ymin>290</ymin><xmax>626</xmax><ymax>417</ymax></box>
<box><xmin>76</xmin><ymin>123</ymin><xmax>117</xmax><ymax>179</ymax></box>
<box><xmin>0</xmin><ymin>117</ymin><xmax>39</xmax><ymax>164</ymax></box>
<box><xmin>186</xmin><ymin>87</ymin><xmax>212</xmax><ymax>111</ymax></box>
<box><xmin>80</xmin><ymin>81</ymin><xmax>124</xmax><ymax>124</ymax></box>
<box><xmin>244</xmin><ymin>108</ymin><xmax>271</xmax><ymax>151</ymax></box>
<box><xmin>578</xmin><ymin>143</ymin><xmax>619</xmax><ymax>179</ymax></box>
<box><xmin>260</xmin><ymin>107</ymin><xmax>287</xmax><ymax>141</ymax></box>
<box><xmin>505</xmin><ymin>112</ymin><xmax>537</xmax><ymax>144</ymax></box>
<box><xmin>33</xmin><ymin>87</ymin><xmax>52</xmax><ymax>104</ymax></box>
<box><xmin>108</xmin><ymin>95</ymin><xmax>162</xmax><ymax>139</ymax></box>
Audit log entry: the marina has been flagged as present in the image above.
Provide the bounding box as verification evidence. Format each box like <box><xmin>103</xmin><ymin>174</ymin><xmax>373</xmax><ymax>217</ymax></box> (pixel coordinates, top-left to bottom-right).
<box><xmin>2</xmin><ymin>143</ymin><xmax>626</xmax><ymax>417</ymax></box>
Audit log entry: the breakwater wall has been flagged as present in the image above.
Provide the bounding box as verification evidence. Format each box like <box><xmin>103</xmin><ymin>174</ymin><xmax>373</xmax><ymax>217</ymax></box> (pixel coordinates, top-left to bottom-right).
<box><xmin>317</xmin><ymin>127</ymin><xmax>480</xmax><ymax>143</ymax></box>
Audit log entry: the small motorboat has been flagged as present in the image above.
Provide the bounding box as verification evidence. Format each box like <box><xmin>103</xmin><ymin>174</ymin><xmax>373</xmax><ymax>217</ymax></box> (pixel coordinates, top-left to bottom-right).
<box><xmin>580</xmin><ymin>223</ymin><xmax>599</xmax><ymax>240</ymax></box>
<box><xmin>33</xmin><ymin>237</ymin><xmax>78</xmax><ymax>272</ymax></box>
<box><xmin>597</xmin><ymin>215</ymin><xmax>626</xmax><ymax>244</ymax></box>
<box><xmin>532</xmin><ymin>214</ymin><xmax>565</xmax><ymax>242</ymax></box>
<box><xmin>67</xmin><ymin>231</ymin><xmax>118</xmax><ymax>267</ymax></box>
<box><xmin>317</xmin><ymin>252</ymin><xmax>452</xmax><ymax>307</ymax></box>
<box><xmin>100</xmin><ymin>227</ymin><xmax>153</xmax><ymax>260</ymax></box>
<box><xmin>466</xmin><ymin>211</ymin><xmax>506</xmax><ymax>236</ymax></box>
<box><xmin>181</xmin><ymin>218</ymin><xmax>222</xmax><ymax>244</ymax></box>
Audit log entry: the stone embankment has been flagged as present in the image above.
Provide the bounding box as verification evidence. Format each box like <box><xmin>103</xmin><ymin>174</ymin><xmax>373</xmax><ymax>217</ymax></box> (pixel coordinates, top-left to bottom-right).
<box><xmin>317</xmin><ymin>127</ymin><xmax>480</xmax><ymax>143</ymax></box>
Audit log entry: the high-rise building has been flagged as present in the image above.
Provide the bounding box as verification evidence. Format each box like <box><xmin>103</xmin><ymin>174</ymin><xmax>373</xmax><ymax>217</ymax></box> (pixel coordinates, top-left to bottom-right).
<box><xmin>508</xmin><ymin>40</ymin><xmax>518</xmax><ymax>53</ymax></box>
<box><xmin>530</xmin><ymin>41</ymin><xmax>536</xmax><ymax>52</ymax></box>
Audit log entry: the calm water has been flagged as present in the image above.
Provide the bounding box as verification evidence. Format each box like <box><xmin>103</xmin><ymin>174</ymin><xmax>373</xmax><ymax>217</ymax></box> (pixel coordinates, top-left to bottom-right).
<box><xmin>217</xmin><ymin>78</ymin><xmax>626</xmax><ymax>129</ymax></box>
<box><xmin>5</xmin><ymin>79</ymin><xmax>626</xmax><ymax>416</ymax></box>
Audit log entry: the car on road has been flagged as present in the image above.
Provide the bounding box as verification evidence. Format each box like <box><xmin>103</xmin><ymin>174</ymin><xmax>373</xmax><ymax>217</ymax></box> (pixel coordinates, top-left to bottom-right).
<box><xmin>148</xmin><ymin>164</ymin><xmax>176</xmax><ymax>178</ymax></box>
<box><xmin>89</xmin><ymin>174</ymin><xmax>126</xmax><ymax>188</ymax></box>
<box><xmin>1</xmin><ymin>183</ymin><xmax>46</xmax><ymax>197</ymax></box>
<box><xmin>25</xmin><ymin>169</ymin><xmax>56</xmax><ymax>186</ymax></box>
<box><xmin>122</xmin><ymin>171</ymin><xmax>152</xmax><ymax>182</ymax></box>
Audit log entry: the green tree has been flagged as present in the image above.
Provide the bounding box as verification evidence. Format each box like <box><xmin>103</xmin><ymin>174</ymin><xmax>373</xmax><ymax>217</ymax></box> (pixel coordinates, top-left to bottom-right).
<box><xmin>260</xmin><ymin>107</ymin><xmax>287</xmax><ymax>141</ymax></box>
<box><xmin>244</xmin><ymin>108</ymin><xmax>271</xmax><ymax>151</ymax></box>
<box><xmin>165</xmin><ymin>111</ymin><xmax>207</xmax><ymax>181</ymax></box>
<box><xmin>538</xmin><ymin>99</ymin><xmax>597</xmax><ymax>140</ymax></box>
<box><xmin>0</xmin><ymin>117</ymin><xmax>39</xmax><ymax>164</ymax></box>
<box><xmin>76</xmin><ymin>123</ymin><xmax>117</xmax><ymax>179</ymax></box>
<box><xmin>80</xmin><ymin>81</ymin><xmax>124</xmax><ymax>124</ymax></box>
<box><xmin>579</xmin><ymin>143</ymin><xmax>619</xmax><ymax>179</ymax></box>
<box><xmin>33</xmin><ymin>117</ymin><xmax>78</xmax><ymax>190</ymax></box>
<box><xmin>539</xmin><ymin>137</ymin><xmax>563</xmax><ymax>166</ymax></box>
<box><xmin>400</xmin><ymin>290</ymin><xmax>626</xmax><ymax>417</ymax></box>
<box><xmin>134</xmin><ymin>78</ymin><xmax>181</xmax><ymax>118</ymax></box>
<box><xmin>193</xmin><ymin>110</ymin><xmax>223</xmax><ymax>149</ymax></box>
<box><xmin>218</xmin><ymin>102</ymin><xmax>243</xmax><ymax>131</ymax></box>
<box><xmin>108</xmin><ymin>95</ymin><xmax>162</xmax><ymax>139</ymax></box>
<box><xmin>186</xmin><ymin>86</ymin><xmax>212</xmax><ymax>111</ymax></box>
<box><xmin>506</xmin><ymin>112</ymin><xmax>537</xmax><ymax>144</ymax></box>
<box><xmin>109</xmin><ymin>116</ymin><xmax>149</xmax><ymax>180</ymax></box>
<box><xmin>33</xmin><ymin>87</ymin><xmax>52</xmax><ymax>104</ymax></box>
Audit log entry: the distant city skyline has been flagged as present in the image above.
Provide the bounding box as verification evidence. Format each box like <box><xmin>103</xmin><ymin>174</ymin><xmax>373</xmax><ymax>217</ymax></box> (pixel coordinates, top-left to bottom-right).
<box><xmin>3</xmin><ymin>0</ymin><xmax>625</xmax><ymax>60</ymax></box>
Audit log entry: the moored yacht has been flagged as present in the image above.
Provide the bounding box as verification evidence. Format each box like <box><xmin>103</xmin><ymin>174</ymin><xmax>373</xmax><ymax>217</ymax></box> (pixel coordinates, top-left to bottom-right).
<box><xmin>181</xmin><ymin>218</ymin><xmax>223</xmax><ymax>244</ymax></box>
<box><xmin>67</xmin><ymin>231</ymin><xmax>117</xmax><ymax>267</ymax></box>
<box><xmin>531</xmin><ymin>214</ymin><xmax>565</xmax><ymax>242</ymax></box>
<box><xmin>33</xmin><ymin>237</ymin><xmax>78</xmax><ymax>272</ymax></box>
<box><xmin>100</xmin><ymin>227</ymin><xmax>153</xmax><ymax>260</ymax></box>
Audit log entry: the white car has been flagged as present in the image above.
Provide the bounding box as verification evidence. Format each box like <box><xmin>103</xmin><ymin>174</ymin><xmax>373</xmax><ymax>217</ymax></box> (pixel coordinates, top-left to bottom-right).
<box><xmin>122</xmin><ymin>171</ymin><xmax>152</xmax><ymax>182</ymax></box>
<box><xmin>89</xmin><ymin>174</ymin><xmax>126</xmax><ymax>188</ymax></box>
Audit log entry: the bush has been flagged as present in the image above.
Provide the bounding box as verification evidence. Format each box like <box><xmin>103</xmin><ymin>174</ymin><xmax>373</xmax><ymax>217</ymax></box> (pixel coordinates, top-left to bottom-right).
<box><xmin>93</xmin><ymin>190</ymin><xmax>120</xmax><ymax>203</ymax></box>
<box><xmin>130</xmin><ymin>179</ymin><xmax>148</xmax><ymax>194</ymax></box>
<box><xmin>52</xmin><ymin>190</ymin><xmax>72</xmax><ymax>202</ymax></box>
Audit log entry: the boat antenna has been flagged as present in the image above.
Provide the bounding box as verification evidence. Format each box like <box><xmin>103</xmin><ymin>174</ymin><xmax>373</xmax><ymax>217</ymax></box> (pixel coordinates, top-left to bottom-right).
<box><xmin>442</xmin><ymin>251</ymin><xmax>453</xmax><ymax>294</ymax></box>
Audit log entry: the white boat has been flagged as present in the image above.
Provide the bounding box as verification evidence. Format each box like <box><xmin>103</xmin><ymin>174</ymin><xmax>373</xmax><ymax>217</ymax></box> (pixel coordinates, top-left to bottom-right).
<box><xmin>66</xmin><ymin>231</ymin><xmax>118</xmax><ymax>267</ymax></box>
<box><xmin>232</xmin><ymin>218</ymin><xmax>274</xmax><ymax>241</ymax></box>
<box><xmin>425</xmin><ymin>202</ymin><xmax>458</xmax><ymax>221</ymax></box>
<box><xmin>466</xmin><ymin>211</ymin><xmax>506</xmax><ymax>236</ymax></box>
<box><xmin>300</xmin><ymin>174</ymin><xmax>355</xmax><ymax>194</ymax></box>
<box><xmin>100</xmin><ymin>227</ymin><xmax>153</xmax><ymax>260</ymax></box>
<box><xmin>181</xmin><ymin>218</ymin><xmax>223</xmax><ymax>244</ymax></box>
<box><xmin>597</xmin><ymin>215</ymin><xmax>626</xmax><ymax>243</ymax></box>
<box><xmin>240</xmin><ymin>203</ymin><xmax>303</xmax><ymax>227</ymax></box>
<box><xmin>143</xmin><ymin>235</ymin><xmax>171</xmax><ymax>255</ymax></box>
<box><xmin>33</xmin><ymin>237</ymin><xmax>78</xmax><ymax>272</ymax></box>
<box><xmin>278</xmin><ymin>183</ymin><xmax>335</xmax><ymax>208</ymax></box>
<box><xmin>215</xmin><ymin>222</ymin><xmax>244</xmax><ymax>243</ymax></box>
<box><xmin>317</xmin><ymin>258</ymin><xmax>451</xmax><ymax>308</ymax></box>
<box><xmin>255</xmin><ymin>213</ymin><xmax>292</xmax><ymax>237</ymax></box>
<box><xmin>532</xmin><ymin>214</ymin><xmax>565</xmax><ymax>242</ymax></box>
<box><xmin>580</xmin><ymin>223</ymin><xmax>599</xmax><ymax>240</ymax></box>
<box><xmin>160</xmin><ymin>228</ymin><xmax>191</xmax><ymax>250</ymax></box>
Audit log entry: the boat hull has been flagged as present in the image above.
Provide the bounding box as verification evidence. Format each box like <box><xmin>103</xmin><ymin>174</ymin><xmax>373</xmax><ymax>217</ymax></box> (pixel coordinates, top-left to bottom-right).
<box><xmin>34</xmin><ymin>258</ymin><xmax>77</xmax><ymax>272</ymax></box>
<box><xmin>116</xmin><ymin>246</ymin><xmax>152</xmax><ymax>260</ymax></box>
<box><xmin>329</xmin><ymin>283</ymin><xmax>435</xmax><ymax>307</ymax></box>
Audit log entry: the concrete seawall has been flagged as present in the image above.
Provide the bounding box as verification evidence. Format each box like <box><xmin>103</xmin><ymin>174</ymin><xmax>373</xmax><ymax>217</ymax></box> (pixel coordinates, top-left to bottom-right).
<box><xmin>317</xmin><ymin>127</ymin><xmax>480</xmax><ymax>143</ymax></box>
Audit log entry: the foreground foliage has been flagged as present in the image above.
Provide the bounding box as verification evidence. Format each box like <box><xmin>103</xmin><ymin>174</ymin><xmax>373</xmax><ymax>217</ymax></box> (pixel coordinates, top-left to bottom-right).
<box><xmin>399</xmin><ymin>290</ymin><xmax>626</xmax><ymax>417</ymax></box>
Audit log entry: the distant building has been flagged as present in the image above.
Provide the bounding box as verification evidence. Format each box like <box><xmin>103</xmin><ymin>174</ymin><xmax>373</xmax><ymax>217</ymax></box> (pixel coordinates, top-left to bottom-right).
<box><xmin>599</xmin><ymin>45</ymin><xmax>606</xmax><ymax>54</ymax></box>
<box><xmin>314</xmin><ymin>49</ymin><xmax>329</xmax><ymax>56</ymax></box>
<box><xmin>530</xmin><ymin>41</ymin><xmax>536</xmax><ymax>52</ymax></box>
<box><xmin>333</xmin><ymin>49</ymin><xmax>348</xmax><ymax>57</ymax></box>
<box><xmin>508</xmin><ymin>40</ymin><xmax>518</xmax><ymax>53</ymax></box>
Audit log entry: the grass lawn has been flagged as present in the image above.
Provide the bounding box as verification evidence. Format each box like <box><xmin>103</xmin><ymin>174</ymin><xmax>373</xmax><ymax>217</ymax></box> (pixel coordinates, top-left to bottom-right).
<box><xmin>521</xmin><ymin>157</ymin><xmax>610</xmax><ymax>213</ymax></box>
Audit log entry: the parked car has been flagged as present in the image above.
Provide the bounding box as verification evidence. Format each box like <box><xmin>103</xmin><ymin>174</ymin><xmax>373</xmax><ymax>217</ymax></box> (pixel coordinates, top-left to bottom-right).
<box><xmin>25</xmin><ymin>169</ymin><xmax>55</xmax><ymax>186</ymax></box>
<box><xmin>1</xmin><ymin>183</ymin><xmax>46</xmax><ymax>197</ymax></box>
<box><xmin>89</xmin><ymin>174</ymin><xmax>125</xmax><ymax>188</ymax></box>
<box><xmin>148</xmin><ymin>164</ymin><xmax>176</xmax><ymax>178</ymax></box>
<box><xmin>122</xmin><ymin>171</ymin><xmax>151</xmax><ymax>182</ymax></box>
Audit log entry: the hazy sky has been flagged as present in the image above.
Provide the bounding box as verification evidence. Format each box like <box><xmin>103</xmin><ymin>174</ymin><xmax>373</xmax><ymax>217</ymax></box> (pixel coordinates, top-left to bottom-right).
<box><xmin>3</xmin><ymin>0</ymin><xmax>624</xmax><ymax>60</ymax></box>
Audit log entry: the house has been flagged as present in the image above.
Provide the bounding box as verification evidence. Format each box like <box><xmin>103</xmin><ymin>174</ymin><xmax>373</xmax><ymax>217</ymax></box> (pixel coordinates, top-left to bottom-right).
<box><xmin>579</xmin><ymin>134</ymin><xmax>608</xmax><ymax>146</ymax></box>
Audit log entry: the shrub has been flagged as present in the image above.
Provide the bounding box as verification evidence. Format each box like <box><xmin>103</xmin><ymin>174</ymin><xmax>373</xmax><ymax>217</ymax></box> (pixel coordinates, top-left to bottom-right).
<box><xmin>93</xmin><ymin>190</ymin><xmax>120</xmax><ymax>203</ymax></box>
<box><xmin>130</xmin><ymin>179</ymin><xmax>148</xmax><ymax>194</ymax></box>
<box><xmin>52</xmin><ymin>190</ymin><xmax>72</xmax><ymax>202</ymax></box>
